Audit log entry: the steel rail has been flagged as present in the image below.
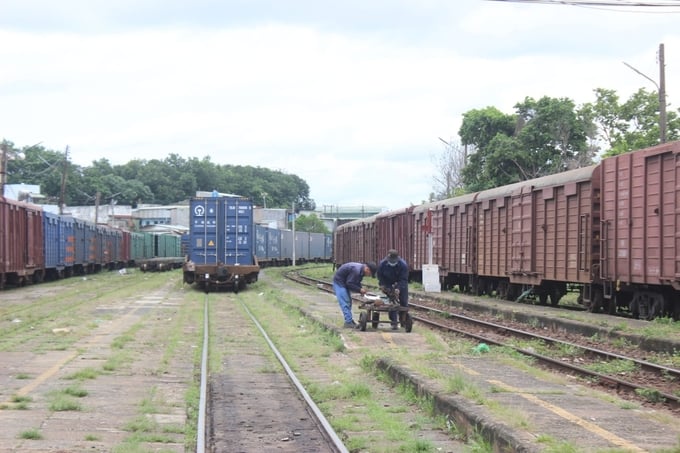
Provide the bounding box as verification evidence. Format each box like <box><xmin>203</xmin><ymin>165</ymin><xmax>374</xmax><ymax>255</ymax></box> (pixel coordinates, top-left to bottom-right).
<box><xmin>196</xmin><ymin>294</ymin><xmax>209</xmax><ymax>453</ymax></box>
<box><xmin>285</xmin><ymin>271</ymin><xmax>680</xmax><ymax>409</ymax></box>
<box><xmin>239</xmin><ymin>300</ymin><xmax>350</xmax><ymax>453</ymax></box>
<box><xmin>410</xmin><ymin>306</ymin><xmax>680</xmax><ymax>410</ymax></box>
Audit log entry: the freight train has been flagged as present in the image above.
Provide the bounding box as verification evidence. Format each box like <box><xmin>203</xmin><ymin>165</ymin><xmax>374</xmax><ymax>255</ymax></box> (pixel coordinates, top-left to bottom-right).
<box><xmin>0</xmin><ymin>196</ymin><xmax>183</xmax><ymax>289</ymax></box>
<box><xmin>182</xmin><ymin>195</ymin><xmax>333</xmax><ymax>292</ymax></box>
<box><xmin>334</xmin><ymin>141</ymin><xmax>680</xmax><ymax>321</ymax></box>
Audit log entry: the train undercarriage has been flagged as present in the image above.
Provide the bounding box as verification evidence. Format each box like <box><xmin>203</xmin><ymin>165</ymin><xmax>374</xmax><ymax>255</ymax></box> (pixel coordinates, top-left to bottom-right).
<box><xmin>183</xmin><ymin>262</ymin><xmax>260</xmax><ymax>293</ymax></box>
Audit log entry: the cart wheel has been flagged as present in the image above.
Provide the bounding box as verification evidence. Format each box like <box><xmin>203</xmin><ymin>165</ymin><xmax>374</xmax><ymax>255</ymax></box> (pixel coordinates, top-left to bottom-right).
<box><xmin>371</xmin><ymin>312</ymin><xmax>380</xmax><ymax>329</ymax></box>
<box><xmin>358</xmin><ymin>311</ymin><xmax>368</xmax><ymax>331</ymax></box>
<box><xmin>403</xmin><ymin>313</ymin><xmax>413</xmax><ymax>333</ymax></box>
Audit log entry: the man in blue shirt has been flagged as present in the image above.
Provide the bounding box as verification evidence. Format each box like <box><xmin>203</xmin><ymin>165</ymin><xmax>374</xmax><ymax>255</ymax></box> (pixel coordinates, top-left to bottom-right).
<box><xmin>333</xmin><ymin>261</ymin><xmax>377</xmax><ymax>328</ymax></box>
<box><xmin>377</xmin><ymin>249</ymin><xmax>409</xmax><ymax>330</ymax></box>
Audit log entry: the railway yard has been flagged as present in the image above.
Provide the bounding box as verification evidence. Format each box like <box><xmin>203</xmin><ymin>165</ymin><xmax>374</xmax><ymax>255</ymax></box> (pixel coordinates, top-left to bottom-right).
<box><xmin>1</xmin><ymin>266</ymin><xmax>680</xmax><ymax>452</ymax></box>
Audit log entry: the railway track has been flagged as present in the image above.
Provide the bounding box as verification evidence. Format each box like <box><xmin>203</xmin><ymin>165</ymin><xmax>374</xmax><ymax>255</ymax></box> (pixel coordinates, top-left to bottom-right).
<box><xmin>199</xmin><ymin>292</ymin><xmax>348</xmax><ymax>453</ymax></box>
<box><xmin>411</xmin><ymin>304</ymin><xmax>680</xmax><ymax>410</ymax></box>
<box><xmin>3</xmin><ymin>267</ymin><xmax>678</xmax><ymax>451</ymax></box>
<box><xmin>286</xmin><ymin>270</ymin><xmax>680</xmax><ymax>411</ymax></box>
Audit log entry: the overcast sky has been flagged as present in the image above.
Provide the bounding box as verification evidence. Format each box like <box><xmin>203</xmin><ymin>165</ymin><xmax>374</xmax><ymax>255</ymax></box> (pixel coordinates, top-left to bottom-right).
<box><xmin>1</xmin><ymin>1</ymin><xmax>679</xmax><ymax>210</ymax></box>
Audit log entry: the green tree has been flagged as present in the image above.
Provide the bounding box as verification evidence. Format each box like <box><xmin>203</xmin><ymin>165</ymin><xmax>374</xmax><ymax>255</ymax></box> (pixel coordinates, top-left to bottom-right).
<box><xmin>459</xmin><ymin>96</ymin><xmax>596</xmax><ymax>191</ymax></box>
<box><xmin>290</xmin><ymin>213</ymin><xmax>330</xmax><ymax>233</ymax></box>
<box><xmin>584</xmin><ymin>87</ymin><xmax>680</xmax><ymax>157</ymax></box>
<box><xmin>5</xmin><ymin>141</ymin><xmax>316</xmax><ymax>209</ymax></box>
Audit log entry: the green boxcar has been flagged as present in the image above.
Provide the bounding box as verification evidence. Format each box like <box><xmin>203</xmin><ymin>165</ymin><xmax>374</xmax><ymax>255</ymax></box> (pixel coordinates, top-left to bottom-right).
<box><xmin>129</xmin><ymin>232</ymin><xmax>146</xmax><ymax>263</ymax></box>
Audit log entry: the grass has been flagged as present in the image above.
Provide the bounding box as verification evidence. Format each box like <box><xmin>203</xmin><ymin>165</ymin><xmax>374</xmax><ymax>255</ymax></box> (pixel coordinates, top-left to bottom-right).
<box><xmin>48</xmin><ymin>393</ymin><xmax>83</xmax><ymax>411</ymax></box>
<box><xmin>233</xmin><ymin>278</ymin><xmax>455</xmax><ymax>452</ymax></box>
<box><xmin>64</xmin><ymin>367</ymin><xmax>100</xmax><ymax>380</ymax></box>
<box><xmin>585</xmin><ymin>358</ymin><xmax>637</xmax><ymax>375</ymax></box>
<box><xmin>19</xmin><ymin>429</ymin><xmax>43</xmax><ymax>440</ymax></box>
<box><xmin>10</xmin><ymin>394</ymin><xmax>32</xmax><ymax>409</ymax></box>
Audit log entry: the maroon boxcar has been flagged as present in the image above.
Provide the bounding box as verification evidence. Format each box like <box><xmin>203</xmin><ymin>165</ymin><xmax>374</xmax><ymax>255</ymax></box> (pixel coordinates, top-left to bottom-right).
<box><xmin>333</xmin><ymin>214</ymin><xmax>379</xmax><ymax>266</ymax></box>
<box><xmin>412</xmin><ymin>193</ymin><xmax>479</xmax><ymax>292</ymax></box>
<box><xmin>598</xmin><ymin>141</ymin><xmax>680</xmax><ymax>319</ymax></box>
<box><xmin>502</xmin><ymin>166</ymin><xmax>599</xmax><ymax>305</ymax></box>
<box><xmin>374</xmin><ymin>207</ymin><xmax>414</xmax><ymax>270</ymax></box>
<box><xmin>0</xmin><ymin>196</ymin><xmax>45</xmax><ymax>287</ymax></box>
<box><xmin>475</xmin><ymin>181</ymin><xmax>523</xmax><ymax>298</ymax></box>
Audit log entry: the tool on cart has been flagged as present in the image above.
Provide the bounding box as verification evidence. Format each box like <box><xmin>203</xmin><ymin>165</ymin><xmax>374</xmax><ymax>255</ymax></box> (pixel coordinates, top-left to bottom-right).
<box><xmin>357</xmin><ymin>284</ymin><xmax>413</xmax><ymax>332</ymax></box>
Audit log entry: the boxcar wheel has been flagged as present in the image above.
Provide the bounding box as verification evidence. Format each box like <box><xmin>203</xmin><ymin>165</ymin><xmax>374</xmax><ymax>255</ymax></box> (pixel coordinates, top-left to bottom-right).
<box><xmin>371</xmin><ymin>312</ymin><xmax>380</xmax><ymax>329</ymax></box>
<box><xmin>358</xmin><ymin>311</ymin><xmax>368</xmax><ymax>331</ymax></box>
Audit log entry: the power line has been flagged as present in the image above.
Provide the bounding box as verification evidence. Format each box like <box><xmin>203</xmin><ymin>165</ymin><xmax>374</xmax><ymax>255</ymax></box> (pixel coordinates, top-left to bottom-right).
<box><xmin>485</xmin><ymin>0</ymin><xmax>680</xmax><ymax>8</ymax></box>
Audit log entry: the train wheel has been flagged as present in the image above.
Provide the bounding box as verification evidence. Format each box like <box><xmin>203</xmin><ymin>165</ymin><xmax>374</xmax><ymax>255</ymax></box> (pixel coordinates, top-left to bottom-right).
<box><xmin>588</xmin><ymin>288</ymin><xmax>603</xmax><ymax>313</ymax></box>
<box><xmin>236</xmin><ymin>279</ymin><xmax>246</xmax><ymax>293</ymax></box>
<box><xmin>358</xmin><ymin>311</ymin><xmax>368</xmax><ymax>331</ymax></box>
<box><xmin>550</xmin><ymin>292</ymin><xmax>561</xmax><ymax>306</ymax></box>
<box><xmin>371</xmin><ymin>312</ymin><xmax>380</xmax><ymax>329</ymax></box>
<box><xmin>403</xmin><ymin>313</ymin><xmax>413</xmax><ymax>333</ymax></box>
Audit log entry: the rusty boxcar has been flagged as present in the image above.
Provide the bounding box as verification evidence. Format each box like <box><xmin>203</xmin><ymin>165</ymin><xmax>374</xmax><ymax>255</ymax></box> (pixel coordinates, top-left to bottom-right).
<box><xmin>374</xmin><ymin>207</ymin><xmax>414</xmax><ymax>269</ymax></box>
<box><xmin>0</xmin><ymin>196</ymin><xmax>45</xmax><ymax>287</ymax></box>
<box><xmin>597</xmin><ymin>141</ymin><xmax>680</xmax><ymax>319</ymax></box>
<box><xmin>334</xmin><ymin>141</ymin><xmax>680</xmax><ymax>320</ymax></box>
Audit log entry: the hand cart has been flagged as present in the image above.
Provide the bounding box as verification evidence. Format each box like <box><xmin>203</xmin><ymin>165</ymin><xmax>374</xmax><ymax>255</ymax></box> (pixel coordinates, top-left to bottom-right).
<box><xmin>357</xmin><ymin>288</ymin><xmax>413</xmax><ymax>333</ymax></box>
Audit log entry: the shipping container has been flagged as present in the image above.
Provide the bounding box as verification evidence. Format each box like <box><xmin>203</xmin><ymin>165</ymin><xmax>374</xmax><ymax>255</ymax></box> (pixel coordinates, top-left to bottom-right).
<box><xmin>184</xmin><ymin>196</ymin><xmax>259</xmax><ymax>291</ymax></box>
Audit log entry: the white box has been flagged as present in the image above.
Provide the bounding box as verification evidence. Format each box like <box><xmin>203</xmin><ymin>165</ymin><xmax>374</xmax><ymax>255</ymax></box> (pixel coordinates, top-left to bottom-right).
<box><xmin>422</xmin><ymin>264</ymin><xmax>441</xmax><ymax>293</ymax></box>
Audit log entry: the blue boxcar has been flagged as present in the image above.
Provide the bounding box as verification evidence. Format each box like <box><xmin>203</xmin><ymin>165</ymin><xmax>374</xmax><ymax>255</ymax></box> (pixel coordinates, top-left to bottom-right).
<box><xmin>324</xmin><ymin>233</ymin><xmax>334</xmax><ymax>261</ymax></box>
<box><xmin>255</xmin><ymin>225</ymin><xmax>285</xmax><ymax>266</ymax></box>
<box><xmin>183</xmin><ymin>196</ymin><xmax>259</xmax><ymax>291</ymax></box>
<box><xmin>308</xmin><ymin>232</ymin><xmax>326</xmax><ymax>261</ymax></box>
<box><xmin>295</xmin><ymin>231</ymin><xmax>309</xmax><ymax>261</ymax></box>
<box><xmin>43</xmin><ymin>211</ymin><xmax>75</xmax><ymax>279</ymax></box>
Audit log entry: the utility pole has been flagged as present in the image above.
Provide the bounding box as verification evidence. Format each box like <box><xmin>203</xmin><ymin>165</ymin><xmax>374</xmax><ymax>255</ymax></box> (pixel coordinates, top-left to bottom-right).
<box><xmin>0</xmin><ymin>142</ymin><xmax>7</xmax><ymax>197</ymax></box>
<box><xmin>58</xmin><ymin>146</ymin><xmax>69</xmax><ymax>214</ymax></box>
<box><xmin>94</xmin><ymin>191</ymin><xmax>101</xmax><ymax>225</ymax></box>
<box><xmin>291</xmin><ymin>202</ymin><xmax>296</xmax><ymax>266</ymax></box>
<box><xmin>623</xmin><ymin>42</ymin><xmax>667</xmax><ymax>144</ymax></box>
<box><xmin>659</xmin><ymin>43</ymin><xmax>667</xmax><ymax>143</ymax></box>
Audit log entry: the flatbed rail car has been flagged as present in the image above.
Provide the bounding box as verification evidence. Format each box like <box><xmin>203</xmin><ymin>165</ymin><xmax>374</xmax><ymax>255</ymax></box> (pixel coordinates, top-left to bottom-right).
<box><xmin>183</xmin><ymin>196</ymin><xmax>260</xmax><ymax>292</ymax></box>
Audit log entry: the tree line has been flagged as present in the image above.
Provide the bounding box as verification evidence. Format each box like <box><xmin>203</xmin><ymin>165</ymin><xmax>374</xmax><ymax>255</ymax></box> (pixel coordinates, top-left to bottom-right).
<box><xmin>432</xmin><ymin>87</ymin><xmax>680</xmax><ymax>199</ymax></box>
<box><xmin>1</xmin><ymin>144</ymin><xmax>316</xmax><ymax>210</ymax></box>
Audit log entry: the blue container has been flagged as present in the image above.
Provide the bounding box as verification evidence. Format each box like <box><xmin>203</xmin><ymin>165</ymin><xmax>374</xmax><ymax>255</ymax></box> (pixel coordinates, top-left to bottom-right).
<box><xmin>280</xmin><ymin>229</ymin><xmax>294</xmax><ymax>261</ymax></box>
<box><xmin>43</xmin><ymin>211</ymin><xmax>66</xmax><ymax>272</ymax></box>
<box><xmin>309</xmin><ymin>232</ymin><xmax>325</xmax><ymax>260</ymax></box>
<box><xmin>189</xmin><ymin>197</ymin><xmax>255</xmax><ymax>266</ymax></box>
<box><xmin>324</xmin><ymin>233</ymin><xmax>334</xmax><ymax>260</ymax></box>
<box><xmin>255</xmin><ymin>225</ymin><xmax>268</xmax><ymax>260</ymax></box>
<box><xmin>72</xmin><ymin>218</ymin><xmax>87</xmax><ymax>268</ymax></box>
<box><xmin>267</xmin><ymin>227</ymin><xmax>282</xmax><ymax>260</ymax></box>
<box><xmin>295</xmin><ymin>231</ymin><xmax>310</xmax><ymax>260</ymax></box>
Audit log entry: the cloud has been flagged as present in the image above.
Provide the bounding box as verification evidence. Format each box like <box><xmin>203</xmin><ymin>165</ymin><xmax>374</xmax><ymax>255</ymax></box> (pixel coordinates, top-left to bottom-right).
<box><xmin>1</xmin><ymin>1</ymin><xmax>679</xmax><ymax>210</ymax></box>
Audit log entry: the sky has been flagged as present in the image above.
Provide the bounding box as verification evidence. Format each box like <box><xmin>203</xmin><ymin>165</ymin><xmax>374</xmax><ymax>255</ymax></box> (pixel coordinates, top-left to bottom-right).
<box><xmin>1</xmin><ymin>1</ymin><xmax>679</xmax><ymax>211</ymax></box>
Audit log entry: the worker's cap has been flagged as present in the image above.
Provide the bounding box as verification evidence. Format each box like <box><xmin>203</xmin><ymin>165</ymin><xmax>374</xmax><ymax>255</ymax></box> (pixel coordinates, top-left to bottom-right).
<box><xmin>387</xmin><ymin>249</ymin><xmax>399</xmax><ymax>264</ymax></box>
<box><xmin>366</xmin><ymin>261</ymin><xmax>377</xmax><ymax>276</ymax></box>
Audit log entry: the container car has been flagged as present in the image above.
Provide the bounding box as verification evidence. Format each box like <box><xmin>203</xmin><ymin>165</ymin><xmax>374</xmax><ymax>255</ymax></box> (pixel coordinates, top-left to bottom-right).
<box><xmin>183</xmin><ymin>196</ymin><xmax>260</xmax><ymax>292</ymax></box>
